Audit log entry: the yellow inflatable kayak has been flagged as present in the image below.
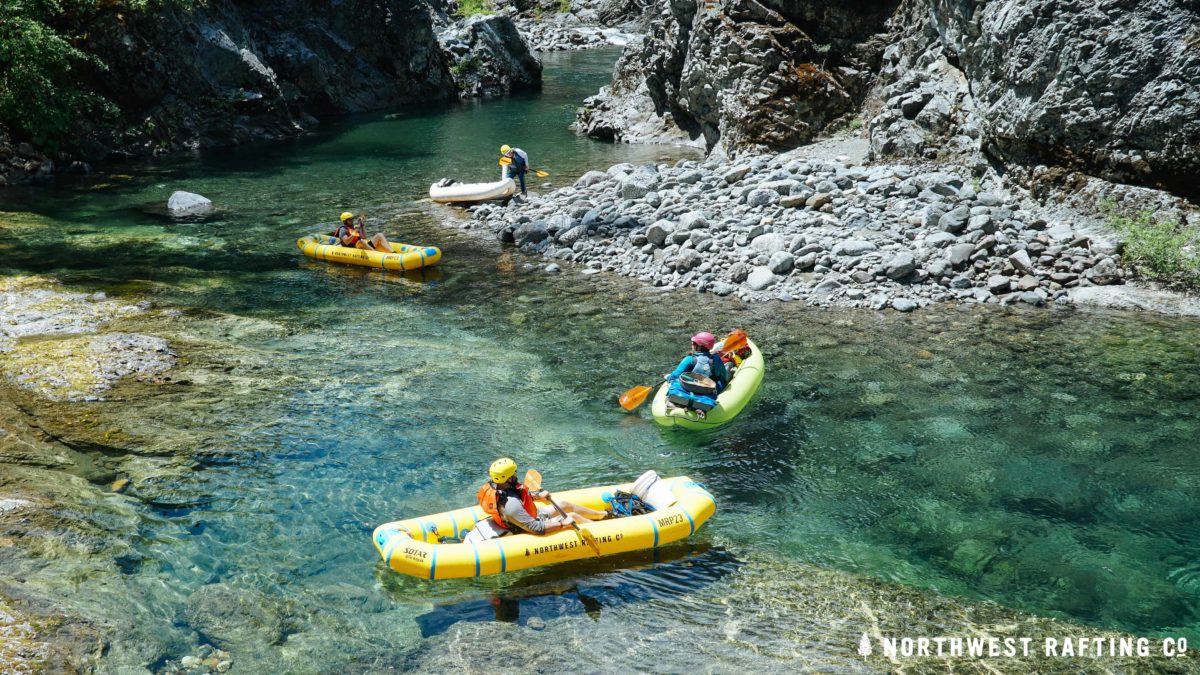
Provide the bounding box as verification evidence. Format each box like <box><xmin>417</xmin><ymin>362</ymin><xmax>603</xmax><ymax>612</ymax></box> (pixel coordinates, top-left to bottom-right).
<box><xmin>372</xmin><ymin>474</ymin><xmax>715</xmax><ymax>579</ymax></box>
<box><xmin>651</xmin><ymin>338</ymin><xmax>764</xmax><ymax>429</ymax></box>
<box><xmin>297</xmin><ymin>235</ymin><xmax>442</xmax><ymax>271</ymax></box>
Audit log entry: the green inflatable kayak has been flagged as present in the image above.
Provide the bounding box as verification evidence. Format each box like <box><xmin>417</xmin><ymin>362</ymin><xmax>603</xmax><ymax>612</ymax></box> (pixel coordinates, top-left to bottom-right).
<box><xmin>650</xmin><ymin>339</ymin><xmax>764</xmax><ymax>429</ymax></box>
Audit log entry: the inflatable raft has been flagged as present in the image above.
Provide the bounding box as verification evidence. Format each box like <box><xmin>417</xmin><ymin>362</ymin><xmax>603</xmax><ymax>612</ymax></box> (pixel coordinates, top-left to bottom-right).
<box><xmin>372</xmin><ymin>473</ymin><xmax>715</xmax><ymax>579</ymax></box>
<box><xmin>651</xmin><ymin>338</ymin><xmax>764</xmax><ymax>430</ymax></box>
<box><xmin>297</xmin><ymin>236</ymin><xmax>442</xmax><ymax>272</ymax></box>
<box><xmin>429</xmin><ymin>177</ymin><xmax>515</xmax><ymax>204</ymax></box>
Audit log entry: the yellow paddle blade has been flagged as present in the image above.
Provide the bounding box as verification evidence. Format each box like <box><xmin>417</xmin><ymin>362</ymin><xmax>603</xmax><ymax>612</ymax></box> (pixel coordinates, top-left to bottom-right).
<box><xmin>578</xmin><ymin>526</ymin><xmax>601</xmax><ymax>555</ymax></box>
<box><xmin>619</xmin><ymin>385</ymin><xmax>654</xmax><ymax>411</ymax></box>
<box><xmin>499</xmin><ymin>157</ymin><xmax>513</xmax><ymax>165</ymax></box>
<box><xmin>524</xmin><ymin>469</ymin><xmax>542</xmax><ymax>492</ymax></box>
<box><xmin>533</xmin><ymin>169</ymin><xmax>550</xmax><ymax>177</ymax></box>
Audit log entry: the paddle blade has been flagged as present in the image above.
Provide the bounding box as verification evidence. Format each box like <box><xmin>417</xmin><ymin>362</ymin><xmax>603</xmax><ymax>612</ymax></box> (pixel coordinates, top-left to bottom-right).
<box><xmin>722</xmin><ymin>329</ymin><xmax>749</xmax><ymax>354</ymax></box>
<box><xmin>524</xmin><ymin>469</ymin><xmax>542</xmax><ymax>492</ymax></box>
<box><xmin>499</xmin><ymin>157</ymin><xmax>513</xmax><ymax>165</ymax></box>
<box><xmin>619</xmin><ymin>385</ymin><xmax>654</xmax><ymax>411</ymax></box>
<box><xmin>579</xmin><ymin>526</ymin><xmax>602</xmax><ymax>556</ymax></box>
<box><xmin>533</xmin><ymin>169</ymin><xmax>550</xmax><ymax>177</ymax></box>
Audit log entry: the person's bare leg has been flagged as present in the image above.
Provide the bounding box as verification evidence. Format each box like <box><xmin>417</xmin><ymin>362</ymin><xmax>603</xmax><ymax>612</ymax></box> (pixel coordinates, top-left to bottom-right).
<box><xmin>558</xmin><ymin>500</ymin><xmax>607</xmax><ymax>521</ymax></box>
<box><xmin>371</xmin><ymin>233</ymin><xmax>395</xmax><ymax>253</ymax></box>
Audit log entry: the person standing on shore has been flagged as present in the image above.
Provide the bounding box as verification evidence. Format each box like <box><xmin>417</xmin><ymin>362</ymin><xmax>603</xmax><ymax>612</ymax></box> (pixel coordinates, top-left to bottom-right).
<box><xmin>500</xmin><ymin>144</ymin><xmax>529</xmax><ymax>196</ymax></box>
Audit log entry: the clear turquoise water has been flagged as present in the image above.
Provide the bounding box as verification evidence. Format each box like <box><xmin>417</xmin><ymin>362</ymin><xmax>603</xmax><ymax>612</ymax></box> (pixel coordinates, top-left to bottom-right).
<box><xmin>2</xmin><ymin>48</ymin><xmax>1199</xmax><ymax>672</ymax></box>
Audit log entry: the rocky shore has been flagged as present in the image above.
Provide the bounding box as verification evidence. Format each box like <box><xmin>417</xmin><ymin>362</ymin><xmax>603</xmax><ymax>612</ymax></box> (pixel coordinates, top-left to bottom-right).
<box><xmin>456</xmin><ymin>144</ymin><xmax>1200</xmax><ymax>312</ymax></box>
<box><xmin>515</xmin><ymin>17</ymin><xmax>639</xmax><ymax>52</ymax></box>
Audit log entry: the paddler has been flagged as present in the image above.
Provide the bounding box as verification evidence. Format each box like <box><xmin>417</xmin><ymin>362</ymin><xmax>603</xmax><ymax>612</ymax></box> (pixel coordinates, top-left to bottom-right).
<box><xmin>664</xmin><ymin>331</ymin><xmax>730</xmax><ymax>419</ymax></box>
<box><xmin>476</xmin><ymin>457</ymin><xmax>607</xmax><ymax>536</ymax></box>
<box><xmin>331</xmin><ymin>211</ymin><xmax>396</xmax><ymax>253</ymax></box>
<box><xmin>499</xmin><ymin>144</ymin><xmax>529</xmax><ymax>197</ymax></box>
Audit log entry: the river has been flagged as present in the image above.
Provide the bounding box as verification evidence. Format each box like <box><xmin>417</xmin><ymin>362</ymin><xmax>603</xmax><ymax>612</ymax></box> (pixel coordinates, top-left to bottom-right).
<box><xmin>1</xmin><ymin>48</ymin><xmax>1198</xmax><ymax>673</ymax></box>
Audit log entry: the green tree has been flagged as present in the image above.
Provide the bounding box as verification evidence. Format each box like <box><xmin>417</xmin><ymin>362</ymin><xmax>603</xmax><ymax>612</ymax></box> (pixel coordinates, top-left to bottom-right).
<box><xmin>0</xmin><ymin>0</ymin><xmax>117</xmax><ymax>148</ymax></box>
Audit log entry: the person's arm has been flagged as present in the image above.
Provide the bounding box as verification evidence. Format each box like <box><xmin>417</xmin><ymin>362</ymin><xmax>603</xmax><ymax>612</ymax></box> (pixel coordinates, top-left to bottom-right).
<box><xmin>668</xmin><ymin>356</ymin><xmax>694</xmax><ymax>381</ymax></box>
<box><xmin>712</xmin><ymin>353</ymin><xmax>729</xmax><ymax>385</ymax></box>
<box><xmin>501</xmin><ymin>497</ymin><xmax>565</xmax><ymax>534</ymax></box>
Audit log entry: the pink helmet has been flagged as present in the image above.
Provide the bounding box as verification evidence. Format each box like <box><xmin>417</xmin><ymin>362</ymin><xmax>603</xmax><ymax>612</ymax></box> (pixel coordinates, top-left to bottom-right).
<box><xmin>691</xmin><ymin>332</ymin><xmax>716</xmax><ymax>350</ymax></box>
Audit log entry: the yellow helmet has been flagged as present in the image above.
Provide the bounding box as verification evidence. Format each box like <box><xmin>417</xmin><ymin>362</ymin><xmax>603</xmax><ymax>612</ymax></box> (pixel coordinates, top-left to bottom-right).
<box><xmin>500</xmin><ymin>144</ymin><xmax>511</xmax><ymax>155</ymax></box>
<box><xmin>489</xmin><ymin>457</ymin><xmax>517</xmax><ymax>483</ymax></box>
<box><xmin>340</xmin><ymin>211</ymin><xmax>354</xmax><ymax>222</ymax></box>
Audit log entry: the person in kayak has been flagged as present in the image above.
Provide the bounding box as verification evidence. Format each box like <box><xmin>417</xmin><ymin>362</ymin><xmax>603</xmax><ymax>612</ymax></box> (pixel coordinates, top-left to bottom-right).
<box><xmin>500</xmin><ymin>144</ymin><xmax>529</xmax><ymax>197</ymax></box>
<box><xmin>664</xmin><ymin>331</ymin><xmax>730</xmax><ymax>419</ymax></box>
<box><xmin>331</xmin><ymin>212</ymin><xmax>395</xmax><ymax>252</ymax></box>
<box><xmin>477</xmin><ymin>457</ymin><xmax>607</xmax><ymax>536</ymax></box>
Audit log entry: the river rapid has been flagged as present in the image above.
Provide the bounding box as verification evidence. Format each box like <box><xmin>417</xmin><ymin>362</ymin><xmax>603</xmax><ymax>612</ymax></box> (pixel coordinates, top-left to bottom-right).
<box><xmin>1</xmin><ymin>49</ymin><xmax>1199</xmax><ymax>674</ymax></box>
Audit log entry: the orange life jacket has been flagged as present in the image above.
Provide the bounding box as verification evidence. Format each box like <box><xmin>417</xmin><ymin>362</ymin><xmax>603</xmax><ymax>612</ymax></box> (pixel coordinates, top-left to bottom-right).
<box><xmin>333</xmin><ymin>223</ymin><xmax>361</xmax><ymax>246</ymax></box>
<box><xmin>477</xmin><ymin>482</ymin><xmax>537</xmax><ymax>529</ymax></box>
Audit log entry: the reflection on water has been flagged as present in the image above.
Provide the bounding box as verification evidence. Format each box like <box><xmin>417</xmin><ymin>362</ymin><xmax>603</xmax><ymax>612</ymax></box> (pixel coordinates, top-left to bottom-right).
<box><xmin>409</xmin><ymin>545</ymin><xmax>734</xmax><ymax>637</ymax></box>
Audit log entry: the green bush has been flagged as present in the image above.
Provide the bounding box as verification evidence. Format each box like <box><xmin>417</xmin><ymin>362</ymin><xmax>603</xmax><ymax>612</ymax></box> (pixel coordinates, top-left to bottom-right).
<box><xmin>450</xmin><ymin>55</ymin><xmax>481</xmax><ymax>76</ymax></box>
<box><xmin>1105</xmin><ymin>203</ymin><xmax>1200</xmax><ymax>287</ymax></box>
<box><xmin>455</xmin><ymin>0</ymin><xmax>493</xmax><ymax>18</ymax></box>
<box><xmin>0</xmin><ymin>1</ymin><xmax>116</xmax><ymax>147</ymax></box>
<box><xmin>0</xmin><ymin>1</ymin><xmax>196</xmax><ymax>150</ymax></box>
<box><xmin>558</xmin><ymin>0</ymin><xmax>570</xmax><ymax>13</ymax></box>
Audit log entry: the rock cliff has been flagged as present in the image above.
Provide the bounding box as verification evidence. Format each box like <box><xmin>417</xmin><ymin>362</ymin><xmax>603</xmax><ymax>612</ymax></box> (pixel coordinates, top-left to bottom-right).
<box><xmin>576</xmin><ymin>0</ymin><xmax>896</xmax><ymax>153</ymax></box>
<box><xmin>0</xmin><ymin>0</ymin><xmax>539</xmax><ymax>180</ymax></box>
<box><xmin>579</xmin><ymin>0</ymin><xmax>1200</xmax><ymax>199</ymax></box>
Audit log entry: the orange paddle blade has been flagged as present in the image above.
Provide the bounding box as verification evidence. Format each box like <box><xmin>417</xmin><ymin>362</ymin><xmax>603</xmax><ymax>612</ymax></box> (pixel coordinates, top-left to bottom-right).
<box><xmin>619</xmin><ymin>385</ymin><xmax>654</xmax><ymax>411</ymax></box>
<box><xmin>524</xmin><ymin>469</ymin><xmax>542</xmax><ymax>492</ymax></box>
<box><xmin>722</xmin><ymin>329</ymin><xmax>749</xmax><ymax>354</ymax></box>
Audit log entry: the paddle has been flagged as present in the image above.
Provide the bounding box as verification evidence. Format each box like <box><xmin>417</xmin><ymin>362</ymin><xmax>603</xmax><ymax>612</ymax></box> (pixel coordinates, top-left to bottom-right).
<box><xmin>498</xmin><ymin>156</ymin><xmax>550</xmax><ymax>178</ymax></box>
<box><xmin>617</xmin><ymin>329</ymin><xmax>749</xmax><ymax>411</ymax></box>
<box><xmin>524</xmin><ymin>469</ymin><xmax>601</xmax><ymax>556</ymax></box>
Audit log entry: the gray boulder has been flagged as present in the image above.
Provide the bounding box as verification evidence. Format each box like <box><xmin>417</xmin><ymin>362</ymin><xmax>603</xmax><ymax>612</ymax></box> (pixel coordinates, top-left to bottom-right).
<box><xmin>574</xmin><ymin>171</ymin><xmax>608</xmax><ymax>188</ymax></box>
<box><xmin>938</xmin><ymin>205</ymin><xmax>971</xmax><ymax>234</ymax></box>
<box><xmin>678</xmin><ymin>211</ymin><xmax>710</xmax><ymax>230</ymax></box>
<box><xmin>767</xmin><ymin>251</ymin><xmax>795</xmax><ymax>274</ymax></box>
<box><xmin>167</xmin><ymin>191</ymin><xmax>213</xmax><ymax>215</ymax></box>
<box><xmin>646</xmin><ymin>220</ymin><xmax>676</xmax><ymax>247</ymax></box>
<box><xmin>513</xmin><ymin>220</ymin><xmax>548</xmax><ymax>246</ymax></box>
<box><xmin>746</xmin><ymin>189</ymin><xmax>780</xmax><ymax>207</ymax></box>
<box><xmin>832</xmin><ymin>239</ymin><xmax>877</xmax><ymax>256</ymax></box>
<box><xmin>745</xmin><ymin>266</ymin><xmax>779</xmax><ymax>291</ymax></box>
<box><xmin>750</xmin><ymin>232</ymin><xmax>788</xmax><ymax>255</ymax></box>
<box><xmin>885</xmin><ymin>252</ymin><xmax>917</xmax><ymax>280</ymax></box>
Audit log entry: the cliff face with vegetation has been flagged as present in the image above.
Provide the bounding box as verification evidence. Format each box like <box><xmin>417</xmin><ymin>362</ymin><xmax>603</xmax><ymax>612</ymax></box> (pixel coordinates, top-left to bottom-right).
<box><xmin>577</xmin><ymin>0</ymin><xmax>1200</xmax><ymax>200</ymax></box>
<box><xmin>0</xmin><ymin>0</ymin><xmax>539</xmax><ymax>183</ymax></box>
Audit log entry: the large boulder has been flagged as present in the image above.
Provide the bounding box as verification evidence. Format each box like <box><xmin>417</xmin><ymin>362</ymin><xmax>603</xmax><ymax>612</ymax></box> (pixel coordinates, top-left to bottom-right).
<box><xmin>438</xmin><ymin>15</ymin><xmax>543</xmax><ymax>98</ymax></box>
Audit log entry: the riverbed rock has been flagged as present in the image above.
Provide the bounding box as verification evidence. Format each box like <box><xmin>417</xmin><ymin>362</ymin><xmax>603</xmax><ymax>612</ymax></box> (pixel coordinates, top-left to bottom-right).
<box><xmin>185</xmin><ymin>583</ymin><xmax>296</xmax><ymax>653</ymax></box>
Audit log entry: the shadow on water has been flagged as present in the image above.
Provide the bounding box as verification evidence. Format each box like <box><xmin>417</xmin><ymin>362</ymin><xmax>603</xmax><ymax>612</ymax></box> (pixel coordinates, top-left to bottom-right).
<box><xmin>377</xmin><ymin>544</ymin><xmax>739</xmax><ymax>638</ymax></box>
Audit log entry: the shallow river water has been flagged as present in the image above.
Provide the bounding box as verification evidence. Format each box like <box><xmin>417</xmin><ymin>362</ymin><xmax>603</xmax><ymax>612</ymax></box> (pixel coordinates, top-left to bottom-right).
<box><xmin>1</xmin><ymin>49</ymin><xmax>1199</xmax><ymax>673</ymax></box>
